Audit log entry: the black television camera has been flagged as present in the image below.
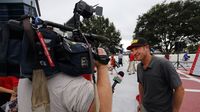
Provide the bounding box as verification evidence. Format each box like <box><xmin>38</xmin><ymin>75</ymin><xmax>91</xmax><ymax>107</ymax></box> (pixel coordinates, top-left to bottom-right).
<box><xmin>0</xmin><ymin>1</ymin><xmax>109</xmax><ymax>78</ymax></box>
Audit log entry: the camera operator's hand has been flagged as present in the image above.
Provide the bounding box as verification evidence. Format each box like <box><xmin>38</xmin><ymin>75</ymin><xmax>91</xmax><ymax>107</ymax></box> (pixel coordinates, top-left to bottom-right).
<box><xmin>89</xmin><ymin>48</ymin><xmax>112</xmax><ymax>112</ymax></box>
<box><xmin>94</xmin><ymin>48</ymin><xmax>110</xmax><ymax>66</ymax></box>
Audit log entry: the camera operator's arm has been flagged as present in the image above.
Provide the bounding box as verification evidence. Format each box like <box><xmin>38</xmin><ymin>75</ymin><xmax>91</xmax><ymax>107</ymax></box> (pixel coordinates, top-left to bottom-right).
<box><xmin>89</xmin><ymin>48</ymin><xmax>112</xmax><ymax>112</ymax></box>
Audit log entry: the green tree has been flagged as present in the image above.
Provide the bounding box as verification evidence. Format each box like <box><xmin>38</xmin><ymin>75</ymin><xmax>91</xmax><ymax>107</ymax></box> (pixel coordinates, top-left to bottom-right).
<box><xmin>188</xmin><ymin>44</ymin><xmax>199</xmax><ymax>53</ymax></box>
<box><xmin>80</xmin><ymin>16</ymin><xmax>121</xmax><ymax>54</ymax></box>
<box><xmin>134</xmin><ymin>0</ymin><xmax>200</xmax><ymax>54</ymax></box>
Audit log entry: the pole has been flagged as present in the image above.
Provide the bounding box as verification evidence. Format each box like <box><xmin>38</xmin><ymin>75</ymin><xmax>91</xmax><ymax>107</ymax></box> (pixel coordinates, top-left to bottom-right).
<box><xmin>177</xmin><ymin>53</ymin><xmax>179</xmax><ymax>68</ymax></box>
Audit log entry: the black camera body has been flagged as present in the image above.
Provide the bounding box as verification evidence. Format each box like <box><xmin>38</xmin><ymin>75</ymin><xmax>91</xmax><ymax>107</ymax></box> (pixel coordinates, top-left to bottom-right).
<box><xmin>74</xmin><ymin>0</ymin><xmax>103</xmax><ymax>18</ymax></box>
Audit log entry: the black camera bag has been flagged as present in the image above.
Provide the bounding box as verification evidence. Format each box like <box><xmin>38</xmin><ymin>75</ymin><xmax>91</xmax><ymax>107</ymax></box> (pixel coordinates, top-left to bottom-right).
<box><xmin>0</xmin><ymin>20</ymin><xmax>92</xmax><ymax>77</ymax></box>
<box><xmin>54</xmin><ymin>38</ymin><xmax>92</xmax><ymax>76</ymax></box>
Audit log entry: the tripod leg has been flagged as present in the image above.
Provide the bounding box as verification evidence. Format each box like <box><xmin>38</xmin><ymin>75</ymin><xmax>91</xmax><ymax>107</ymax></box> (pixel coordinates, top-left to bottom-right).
<box><xmin>177</xmin><ymin>61</ymin><xmax>179</xmax><ymax>68</ymax></box>
<box><xmin>174</xmin><ymin>62</ymin><xmax>177</xmax><ymax>66</ymax></box>
<box><xmin>179</xmin><ymin>63</ymin><xmax>187</xmax><ymax>71</ymax></box>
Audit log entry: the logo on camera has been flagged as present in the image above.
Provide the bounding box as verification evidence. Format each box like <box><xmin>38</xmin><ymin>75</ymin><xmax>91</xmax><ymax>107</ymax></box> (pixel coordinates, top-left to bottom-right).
<box><xmin>81</xmin><ymin>57</ymin><xmax>88</xmax><ymax>68</ymax></box>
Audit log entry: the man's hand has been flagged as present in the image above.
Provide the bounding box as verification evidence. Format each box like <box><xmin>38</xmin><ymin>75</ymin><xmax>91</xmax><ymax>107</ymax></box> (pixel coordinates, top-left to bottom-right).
<box><xmin>94</xmin><ymin>48</ymin><xmax>110</xmax><ymax>66</ymax></box>
<box><xmin>89</xmin><ymin>48</ymin><xmax>112</xmax><ymax>112</ymax></box>
<box><xmin>137</xmin><ymin>104</ymin><xmax>141</xmax><ymax>112</ymax></box>
<box><xmin>173</xmin><ymin>85</ymin><xmax>184</xmax><ymax>112</ymax></box>
<box><xmin>10</xmin><ymin>91</ymin><xmax>17</xmax><ymax>101</ymax></box>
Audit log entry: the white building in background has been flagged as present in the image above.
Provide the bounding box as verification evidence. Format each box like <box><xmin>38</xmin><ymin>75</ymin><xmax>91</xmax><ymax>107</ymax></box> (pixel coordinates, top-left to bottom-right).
<box><xmin>0</xmin><ymin>0</ymin><xmax>40</xmax><ymax>27</ymax></box>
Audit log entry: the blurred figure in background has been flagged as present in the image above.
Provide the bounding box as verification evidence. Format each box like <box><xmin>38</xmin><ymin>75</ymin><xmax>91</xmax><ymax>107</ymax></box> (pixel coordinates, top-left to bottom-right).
<box><xmin>164</xmin><ymin>54</ymin><xmax>170</xmax><ymax>60</ymax></box>
<box><xmin>182</xmin><ymin>51</ymin><xmax>190</xmax><ymax>67</ymax></box>
<box><xmin>110</xmin><ymin>54</ymin><xmax>117</xmax><ymax>75</ymax></box>
<box><xmin>0</xmin><ymin>76</ymin><xmax>19</xmax><ymax>112</ymax></box>
<box><xmin>127</xmin><ymin>52</ymin><xmax>136</xmax><ymax>75</ymax></box>
<box><xmin>118</xmin><ymin>51</ymin><xmax>123</xmax><ymax>67</ymax></box>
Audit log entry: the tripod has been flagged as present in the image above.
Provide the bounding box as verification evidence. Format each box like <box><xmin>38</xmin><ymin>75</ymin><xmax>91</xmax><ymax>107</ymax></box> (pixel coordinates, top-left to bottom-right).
<box><xmin>173</xmin><ymin>53</ymin><xmax>187</xmax><ymax>71</ymax></box>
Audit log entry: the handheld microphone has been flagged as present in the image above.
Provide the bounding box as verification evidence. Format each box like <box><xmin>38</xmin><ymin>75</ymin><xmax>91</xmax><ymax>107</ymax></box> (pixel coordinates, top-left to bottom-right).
<box><xmin>112</xmin><ymin>71</ymin><xmax>124</xmax><ymax>93</ymax></box>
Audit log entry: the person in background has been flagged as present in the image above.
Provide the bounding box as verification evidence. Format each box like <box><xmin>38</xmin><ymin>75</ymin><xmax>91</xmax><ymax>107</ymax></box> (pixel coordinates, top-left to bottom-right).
<box><xmin>118</xmin><ymin>52</ymin><xmax>123</xmax><ymax>67</ymax></box>
<box><xmin>182</xmin><ymin>51</ymin><xmax>190</xmax><ymax>67</ymax></box>
<box><xmin>110</xmin><ymin>54</ymin><xmax>117</xmax><ymax>75</ymax></box>
<box><xmin>0</xmin><ymin>76</ymin><xmax>19</xmax><ymax>112</ymax></box>
<box><xmin>127</xmin><ymin>37</ymin><xmax>184</xmax><ymax>112</ymax></box>
<box><xmin>127</xmin><ymin>51</ymin><xmax>136</xmax><ymax>75</ymax></box>
<box><xmin>164</xmin><ymin>54</ymin><xmax>170</xmax><ymax>60</ymax></box>
<box><xmin>0</xmin><ymin>76</ymin><xmax>18</xmax><ymax>105</ymax></box>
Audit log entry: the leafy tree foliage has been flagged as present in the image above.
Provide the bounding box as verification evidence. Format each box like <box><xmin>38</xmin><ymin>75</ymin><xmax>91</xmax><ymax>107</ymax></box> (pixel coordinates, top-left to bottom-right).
<box><xmin>134</xmin><ymin>0</ymin><xmax>200</xmax><ymax>54</ymax></box>
<box><xmin>80</xmin><ymin>16</ymin><xmax>121</xmax><ymax>54</ymax></box>
<box><xmin>188</xmin><ymin>44</ymin><xmax>199</xmax><ymax>53</ymax></box>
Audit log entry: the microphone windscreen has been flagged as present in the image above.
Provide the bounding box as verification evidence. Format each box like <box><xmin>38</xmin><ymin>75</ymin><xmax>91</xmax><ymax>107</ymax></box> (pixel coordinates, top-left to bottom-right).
<box><xmin>113</xmin><ymin>75</ymin><xmax>122</xmax><ymax>83</ymax></box>
<box><xmin>118</xmin><ymin>71</ymin><xmax>124</xmax><ymax>77</ymax></box>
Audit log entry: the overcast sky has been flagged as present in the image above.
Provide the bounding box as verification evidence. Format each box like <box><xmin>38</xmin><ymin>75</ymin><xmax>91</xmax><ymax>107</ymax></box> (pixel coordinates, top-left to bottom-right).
<box><xmin>38</xmin><ymin>0</ymin><xmax>178</xmax><ymax>51</ymax></box>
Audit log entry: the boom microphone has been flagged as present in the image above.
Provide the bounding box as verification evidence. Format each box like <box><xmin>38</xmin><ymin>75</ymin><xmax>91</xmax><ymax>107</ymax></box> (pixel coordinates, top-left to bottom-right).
<box><xmin>43</xmin><ymin>20</ymin><xmax>74</xmax><ymax>31</ymax></box>
<box><xmin>83</xmin><ymin>33</ymin><xmax>109</xmax><ymax>42</ymax></box>
<box><xmin>112</xmin><ymin>71</ymin><xmax>124</xmax><ymax>93</ymax></box>
<box><xmin>37</xmin><ymin>19</ymin><xmax>110</xmax><ymax>42</ymax></box>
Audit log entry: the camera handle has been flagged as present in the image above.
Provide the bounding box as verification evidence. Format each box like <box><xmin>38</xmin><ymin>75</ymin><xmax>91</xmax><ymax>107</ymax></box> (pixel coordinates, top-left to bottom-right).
<box><xmin>73</xmin><ymin>5</ymin><xmax>96</xmax><ymax>78</ymax></box>
<box><xmin>73</xmin><ymin>5</ymin><xmax>100</xmax><ymax>111</ymax></box>
<box><xmin>75</xmin><ymin>21</ymin><xmax>101</xmax><ymax>112</ymax></box>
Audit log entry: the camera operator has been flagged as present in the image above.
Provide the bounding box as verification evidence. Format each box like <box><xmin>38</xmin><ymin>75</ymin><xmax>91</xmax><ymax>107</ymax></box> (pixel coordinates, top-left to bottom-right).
<box><xmin>18</xmin><ymin>48</ymin><xmax>112</xmax><ymax>112</ymax></box>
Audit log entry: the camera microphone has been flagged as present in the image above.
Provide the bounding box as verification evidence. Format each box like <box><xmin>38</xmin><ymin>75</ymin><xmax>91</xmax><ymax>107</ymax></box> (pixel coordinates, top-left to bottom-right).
<box><xmin>83</xmin><ymin>33</ymin><xmax>109</xmax><ymax>42</ymax></box>
<box><xmin>112</xmin><ymin>71</ymin><xmax>124</xmax><ymax>93</ymax></box>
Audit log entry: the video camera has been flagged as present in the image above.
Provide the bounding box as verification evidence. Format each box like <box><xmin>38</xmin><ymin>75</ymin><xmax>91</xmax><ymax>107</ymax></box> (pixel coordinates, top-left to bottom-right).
<box><xmin>0</xmin><ymin>0</ymin><xmax>109</xmax><ymax>78</ymax></box>
<box><xmin>74</xmin><ymin>0</ymin><xmax>103</xmax><ymax>18</ymax></box>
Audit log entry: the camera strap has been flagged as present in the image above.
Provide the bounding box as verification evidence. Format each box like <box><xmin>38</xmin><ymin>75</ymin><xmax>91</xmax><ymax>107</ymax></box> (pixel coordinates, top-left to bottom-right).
<box><xmin>36</xmin><ymin>31</ymin><xmax>55</xmax><ymax>68</ymax></box>
<box><xmin>79</xmin><ymin>31</ymin><xmax>100</xmax><ymax>112</ymax></box>
<box><xmin>22</xmin><ymin>17</ymin><xmax>50</xmax><ymax>112</ymax></box>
